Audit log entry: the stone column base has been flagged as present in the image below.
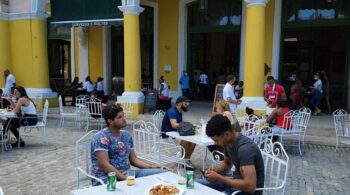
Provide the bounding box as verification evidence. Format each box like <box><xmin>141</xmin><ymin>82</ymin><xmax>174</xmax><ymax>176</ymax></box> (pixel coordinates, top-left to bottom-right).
<box><xmin>26</xmin><ymin>88</ymin><xmax>58</xmax><ymax>111</ymax></box>
<box><xmin>117</xmin><ymin>92</ymin><xmax>145</xmax><ymax>120</ymax></box>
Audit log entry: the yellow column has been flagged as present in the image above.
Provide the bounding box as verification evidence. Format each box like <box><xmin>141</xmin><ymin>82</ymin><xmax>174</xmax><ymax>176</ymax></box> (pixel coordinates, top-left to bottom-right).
<box><xmin>7</xmin><ymin>1</ymin><xmax>58</xmax><ymax>109</ymax></box>
<box><xmin>0</xmin><ymin>19</ymin><xmax>11</xmax><ymax>87</ymax></box>
<box><xmin>118</xmin><ymin>2</ymin><xmax>145</xmax><ymax>119</ymax></box>
<box><xmin>241</xmin><ymin>0</ymin><xmax>269</xmax><ymax>114</ymax></box>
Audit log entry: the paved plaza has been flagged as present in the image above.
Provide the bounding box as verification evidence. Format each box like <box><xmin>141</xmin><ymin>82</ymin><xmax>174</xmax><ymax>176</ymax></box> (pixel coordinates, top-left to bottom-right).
<box><xmin>0</xmin><ymin>104</ymin><xmax>349</xmax><ymax>195</ymax></box>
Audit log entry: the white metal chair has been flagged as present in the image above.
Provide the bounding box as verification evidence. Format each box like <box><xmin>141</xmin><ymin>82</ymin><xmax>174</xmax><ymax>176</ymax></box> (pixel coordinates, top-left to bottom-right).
<box><xmin>120</xmin><ymin>102</ymin><xmax>133</xmax><ymax>120</ymax></box>
<box><xmin>75</xmin><ymin>95</ymin><xmax>89</xmax><ymax>128</ymax></box>
<box><xmin>153</xmin><ymin>110</ymin><xmax>165</xmax><ymax>131</ymax></box>
<box><xmin>0</xmin><ymin>122</ymin><xmax>11</xmax><ymax>152</ymax></box>
<box><xmin>133</xmin><ymin>120</ymin><xmax>185</xmax><ymax>170</ymax></box>
<box><xmin>232</xmin><ymin>139</ymin><xmax>289</xmax><ymax>195</ymax></box>
<box><xmin>272</xmin><ymin>110</ymin><xmax>306</xmax><ymax>155</ymax></box>
<box><xmin>76</xmin><ymin>130</ymin><xmax>104</xmax><ymax>189</ymax></box>
<box><xmin>242</xmin><ymin>114</ymin><xmax>260</xmax><ymax>138</ymax></box>
<box><xmin>85</xmin><ymin>100</ymin><xmax>105</xmax><ymax>131</ymax></box>
<box><xmin>19</xmin><ymin>100</ymin><xmax>49</xmax><ymax>148</ymax></box>
<box><xmin>58</xmin><ymin>95</ymin><xmax>77</xmax><ymax>128</ymax></box>
<box><xmin>333</xmin><ymin>109</ymin><xmax>350</xmax><ymax>150</ymax></box>
<box><xmin>0</xmin><ymin>186</ymin><xmax>3</xmax><ymax>195</ymax></box>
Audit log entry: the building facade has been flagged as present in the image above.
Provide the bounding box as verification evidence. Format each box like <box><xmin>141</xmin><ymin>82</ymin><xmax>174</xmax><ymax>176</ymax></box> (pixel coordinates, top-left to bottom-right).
<box><xmin>1</xmin><ymin>0</ymin><xmax>349</xmax><ymax>116</ymax></box>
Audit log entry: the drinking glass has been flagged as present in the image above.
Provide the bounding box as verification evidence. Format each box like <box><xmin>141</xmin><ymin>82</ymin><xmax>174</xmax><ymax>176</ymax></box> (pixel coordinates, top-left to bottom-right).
<box><xmin>127</xmin><ymin>169</ymin><xmax>135</xmax><ymax>186</ymax></box>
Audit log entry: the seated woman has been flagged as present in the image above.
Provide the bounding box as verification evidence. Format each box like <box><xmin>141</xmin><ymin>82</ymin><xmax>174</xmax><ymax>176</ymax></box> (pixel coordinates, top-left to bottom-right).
<box><xmin>158</xmin><ymin>76</ymin><xmax>170</xmax><ymax>100</ymax></box>
<box><xmin>3</xmin><ymin>86</ymin><xmax>38</xmax><ymax>147</ymax></box>
<box><xmin>83</xmin><ymin>76</ymin><xmax>95</xmax><ymax>95</ymax></box>
<box><xmin>266</xmin><ymin>99</ymin><xmax>291</xmax><ymax>136</ymax></box>
<box><xmin>209</xmin><ymin>100</ymin><xmax>242</xmax><ymax>155</ymax></box>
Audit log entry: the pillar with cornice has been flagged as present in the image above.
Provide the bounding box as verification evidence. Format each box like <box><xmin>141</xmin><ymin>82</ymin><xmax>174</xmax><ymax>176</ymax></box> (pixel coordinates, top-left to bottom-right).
<box><xmin>240</xmin><ymin>0</ymin><xmax>269</xmax><ymax>113</ymax></box>
<box><xmin>0</xmin><ymin>6</ymin><xmax>10</xmax><ymax>87</ymax></box>
<box><xmin>4</xmin><ymin>0</ymin><xmax>57</xmax><ymax>110</ymax></box>
<box><xmin>118</xmin><ymin>0</ymin><xmax>145</xmax><ymax>119</ymax></box>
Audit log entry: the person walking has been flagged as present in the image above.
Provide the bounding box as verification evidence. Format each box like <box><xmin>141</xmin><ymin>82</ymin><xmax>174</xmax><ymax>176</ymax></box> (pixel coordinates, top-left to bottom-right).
<box><xmin>198</xmin><ymin>71</ymin><xmax>209</xmax><ymax>100</ymax></box>
<box><xmin>179</xmin><ymin>71</ymin><xmax>191</xmax><ymax>98</ymax></box>
<box><xmin>310</xmin><ymin>72</ymin><xmax>323</xmax><ymax>116</ymax></box>
<box><xmin>223</xmin><ymin>75</ymin><xmax>241</xmax><ymax>114</ymax></box>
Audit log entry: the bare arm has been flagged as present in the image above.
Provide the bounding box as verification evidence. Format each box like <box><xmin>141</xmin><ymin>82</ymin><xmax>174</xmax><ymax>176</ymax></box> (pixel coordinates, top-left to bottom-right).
<box><xmin>226</xmin><ymin>97</ymin><xmax>240</xmax><ymax>105</ymax></box>
<box><xmin>211</xmin><ymin>156</ymin><xmax>232</xmax><ymax>174</ymax></box>
<box><xmin>219</xmin><ymin>165</ymin><xmax>257</xmax><ymax>193</ymax></box>
<box><xmin>129</xmin><ymin>150</ymin><xmax>166</xmax><ymax>169</ymax></box>
<box><xmin>95</xmin><ymin>151</ymin><xmax>127</xmax><ymax>181</ymax></box>
<box><xmin>170</xmin><ymin>119</ymin><xmax>180</xmax><ymax>129</ymax></box>
<box><xmin>9</xmin><ymin>97</ymin><xmax>24</xmax><ymax>114</ymax></box>
<box><xmin>266</xmin><ymin>109</ymin><xmax>278</xmax><ymax>124</ymax></box>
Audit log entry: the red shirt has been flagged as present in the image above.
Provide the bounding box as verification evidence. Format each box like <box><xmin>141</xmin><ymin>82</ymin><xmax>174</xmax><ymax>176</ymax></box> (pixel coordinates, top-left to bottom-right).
<box><xmin>265</xmin><ymin>84</ymin><xmax>285</xmax><ymax>108</ymax></box>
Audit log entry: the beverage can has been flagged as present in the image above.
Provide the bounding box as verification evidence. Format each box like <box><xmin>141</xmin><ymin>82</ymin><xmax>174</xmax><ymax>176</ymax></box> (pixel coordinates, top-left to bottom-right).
<box><xmin>186</xmin><ymin>171</ymin><xmax>194</xmax><ymax>189</ymax></box>
<box><xmin>107</xmin><ymin>172</ymin><xmax>117</xmax><ymax>191</ymax></box>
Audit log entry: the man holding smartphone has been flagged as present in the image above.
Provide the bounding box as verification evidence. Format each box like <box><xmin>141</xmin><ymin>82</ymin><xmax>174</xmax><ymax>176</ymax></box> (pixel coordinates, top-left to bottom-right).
<box><xmin>197</xmin><ymin>115</ymin><xmax>264</xmax><ymax>195</ymax></box>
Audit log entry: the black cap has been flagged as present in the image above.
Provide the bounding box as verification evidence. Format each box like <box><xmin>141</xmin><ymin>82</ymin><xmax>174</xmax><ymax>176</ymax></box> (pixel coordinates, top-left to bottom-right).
<box><xmin>176</xmin><ymin>96</ymin><xmax>191</xmax><ymax>104</ymax></box>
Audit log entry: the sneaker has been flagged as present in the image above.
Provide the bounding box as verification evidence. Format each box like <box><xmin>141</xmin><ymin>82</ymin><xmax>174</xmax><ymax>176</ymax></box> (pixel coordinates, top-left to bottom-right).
<box><xmin>184</xmin><ymin>160</ymin><xmax>195</xmax><ymax>170</ymax></box>
<box><xmin>11</xmin><ymin>141</ymin><xmax>25</xmax><ymax>147</ymax></box>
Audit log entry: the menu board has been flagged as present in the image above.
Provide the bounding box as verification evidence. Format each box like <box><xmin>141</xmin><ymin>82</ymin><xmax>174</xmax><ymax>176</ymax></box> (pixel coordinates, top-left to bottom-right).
<box><xmin>212</xmin><ymin>84</ymin><xmax>225</xmax><ymax>113</ymax></box>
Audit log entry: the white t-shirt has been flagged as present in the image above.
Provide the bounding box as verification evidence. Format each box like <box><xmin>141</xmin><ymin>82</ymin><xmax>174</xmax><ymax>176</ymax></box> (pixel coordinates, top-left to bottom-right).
<box><xmin>83</xmin><ymin>81</ymin><xmax>94</xmax><ymax>92</ymax></box>
<box><xmin>96</xmin><ymin>81</ymin><xmax>104</xmax><ymax>91</ymax></box>
<box><xmin>199</xmin><ymin>74</ymin><xmax>208</xmax><ymax>84</ymax></box>
<box><xmin>314</xmin><ymin>79</ymin><xmax>323</xmax><ymax>93</ymax></box>
<box><xmin>223</xmin><ymin>82</ymin><xmax>237</xmax><ymax>113</ymax></box>
<box><xmin>160</xmin><ymin>82</ymin><xmax>169</xmax><ymax>97</ymax></box>
<box><xmin>4</xmin><ymin>74</ymin><xmax>16</xmax><ymax>94</ymax></box>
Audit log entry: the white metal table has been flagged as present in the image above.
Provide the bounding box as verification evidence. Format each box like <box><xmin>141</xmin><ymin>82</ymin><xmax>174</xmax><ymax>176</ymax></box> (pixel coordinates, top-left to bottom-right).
<box><xmin>0</xmin><ymin>110</ymin><xmax>17</xmax><ymax>152</ymax></box>
<box><xmin>166</xmin><ymin>132</ymin><xmax>215</xmax><ymax>171</ymax></box>
<box><xmin>71</xmin><ymin>172</ymin><xmax>223</xmax><ymax>195</ymax></box>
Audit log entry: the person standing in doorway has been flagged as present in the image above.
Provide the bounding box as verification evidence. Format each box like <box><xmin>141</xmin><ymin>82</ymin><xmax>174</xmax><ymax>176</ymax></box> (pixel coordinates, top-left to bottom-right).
<box><xmin>3</xmin><ymin>69</ymin><xmax>16</xmax><ymax>95</ymax></box>
<box><xmin>198</xmin><ymin>71</ymin><xmax>209</xmax><ymax>100</ymax></box>
<box><xmin>264</xmin><ymin>76</ymin><xmax>287</xmax><ymax>115</ymax></box>
<box><xmin>223</xmin><ymin>75</ymin><xmax>241</xmax><ymax>114</ymax></box>
<box><xmin>179</xmin><ymin>71</ymin><xmax>191</xmax><ymax>98</ymax></box>
<box><xmin>310</xmin><ymin>72</ymin><xmax>323</xmax><ymax>116</ymax></box>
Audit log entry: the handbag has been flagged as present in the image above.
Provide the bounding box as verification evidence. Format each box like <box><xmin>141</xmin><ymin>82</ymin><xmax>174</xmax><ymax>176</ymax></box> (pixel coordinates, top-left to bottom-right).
<box><xmin>178</xmin><ymin>121</ymin><xmax>195</xmax><ymax>136</ymax></box>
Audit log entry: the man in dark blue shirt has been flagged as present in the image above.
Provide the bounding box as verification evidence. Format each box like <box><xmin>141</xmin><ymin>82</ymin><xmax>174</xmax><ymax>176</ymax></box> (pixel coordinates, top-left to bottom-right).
<box><xmin>161</xmin><ymin>96</ymin><xmax>196</xmax><ymax>169</ymax></box>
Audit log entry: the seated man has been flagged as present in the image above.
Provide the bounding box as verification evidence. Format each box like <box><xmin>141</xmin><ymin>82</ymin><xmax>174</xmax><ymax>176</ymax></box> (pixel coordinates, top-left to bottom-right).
<box><xmin>91</xmin><ymin>105</ymin><xmax>166</xmax><ymax>185</ymax></box>
<box><xmin>197</xmin><ymin>115</ymin><xmax>264</xmax><ymax>195</ymax></box>
<box><xmin>161</xmin><ymin>96</ymin><xmax>196</xmax><ymax>170</ymax></box>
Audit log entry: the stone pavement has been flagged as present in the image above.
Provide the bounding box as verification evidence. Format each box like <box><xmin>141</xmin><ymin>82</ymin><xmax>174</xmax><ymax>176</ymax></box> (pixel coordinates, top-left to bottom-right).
<box><xmin>0</xmin><ymin>104</ymin><xmax>349</xmax><ymax>195</ymax></box>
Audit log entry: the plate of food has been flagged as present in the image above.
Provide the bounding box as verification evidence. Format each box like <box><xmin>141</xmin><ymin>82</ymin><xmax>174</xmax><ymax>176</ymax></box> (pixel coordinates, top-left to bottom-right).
<box><xmin>148</xmin><ymin>184</ymin><xmax>185</xmax><ymax>195</ymax></box>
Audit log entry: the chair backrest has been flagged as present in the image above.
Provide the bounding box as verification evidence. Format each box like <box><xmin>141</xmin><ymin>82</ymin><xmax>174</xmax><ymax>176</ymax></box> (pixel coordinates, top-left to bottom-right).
<box><xmin>243</xmin><ymin>114</ymin><xmax>260</xmax><ymax>137</ymax></box>
<box><xmin>120</xmin><ymin>102</ymin><xmax>133</xmax><ymax>119</ymax></box>
<box><xmin>76</xmin><ymin>130</ymin><xmax>98</xmax><ymax>189</ymax></box>
<box><xmin>58</xmin><ymin>95</ymin><xmax>64</xmax><ymax>114</ymax></box>
<box><xmin>41</xmin><ymin>100</ymin><xmax>49</xmax><ymax>125</ymax></box>
<box><xmin>253</xmin><ymin>126</ymin><xmax>273</xmax><ymax>148</ymax></box>
<box><xmin>281</xmin><ymin>110</ymin><xmax>294</xmax><ymax>131</ymax></box>
<box><xmin>298</xmin><ymin>107</ymin><xmax>311</xmax><ymax>130</ymax></box>
<box><xmin>86</xmin><ymin>100</ymin><xmax>103</xmax><ymax>118</ymax></box>
<box><xmin>153</xmin><ymin>110</ymin><xmax>165</xmax><ymax>131</ymax></box>
<box><xmin>333</xmin><ymin>109</ymin><xmax>348</xmax><ymax>137</ymax></box>
<box><xmin>0</xmin><ymin>186</ymin><xmax>4</xmax><ymax>195</ymax></box>
<box><xmin>76</xmin><ymin>95</ymin><xmax>89</xmax><ymax>106</ymax></box>
<box><xmin>133</xmin><ymin>120</ymin><xmax>160</xmax><ymax>158</ymax></box>
<box><xmin>258</xmin><ymin>139</ymin><xmax>289</xmax><ymax>195</ymax></box>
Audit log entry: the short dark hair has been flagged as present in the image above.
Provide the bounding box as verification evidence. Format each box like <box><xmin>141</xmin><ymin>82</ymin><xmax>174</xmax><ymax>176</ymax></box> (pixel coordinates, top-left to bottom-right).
<box><xmin>102</xmin><ymin>104</ymin><xmax>123</xmax><ymax>126</ymax></box>
<box><xmin>267</xmin><ymin>76</ymin><xmax>274</xmax><ymax>81</ymax></box>
<box><xmin>226</xmin><ymin>74</ymin><xmax>235</xmax><ymax>83</ymax></box>
<box><xmin>206</xmin><ymin>115</ymin><xmax>232</xmax><ymax>137</ymax></box>
<box><xmin>246</xmin><ymin>107</ymin><xmax>254</xmax><ymax>115</ymax></box>
<box><xmin>0</xmin><ymin>89</ymin><xmax>3</xmax><ymax>94</ymax></box>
